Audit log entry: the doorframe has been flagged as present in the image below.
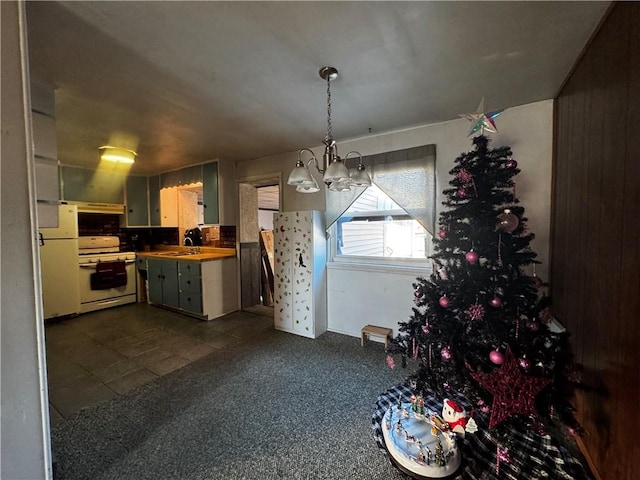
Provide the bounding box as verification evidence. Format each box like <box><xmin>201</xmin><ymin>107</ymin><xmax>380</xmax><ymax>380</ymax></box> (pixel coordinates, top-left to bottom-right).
<box><xmin>236</xmin><ymin>173</ymin><xmax>281</xmax><ymax>310</ymax></box>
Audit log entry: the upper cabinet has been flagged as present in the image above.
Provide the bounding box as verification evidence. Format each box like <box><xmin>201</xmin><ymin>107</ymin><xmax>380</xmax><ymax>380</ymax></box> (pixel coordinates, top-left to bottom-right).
<box><xmin>202</xmin><ymin>162</ymin><xmax>219</xmax><ymax>225</ymax></box>
<box><xmin>61</xmin><ymin>165</ymin><xmax>125</xmax><ymax>204</ymax></box>
<box><xmin>125</xmin><ymin>175</ymin><xmax>149</xmax><ymax>226</ymax></box>
<box><xmin>31</xmin><ymin>82</ymin><xmax>60</xmax><ymax>228</ymax></box>
<box><xmin>161</xmin><ymin>165</ymin><xmax>202</xmax><ymax>189</ymax></box>
<box><xmin>149</xmin><ymin>175</ymin><xmax>161</xmax><ymax>226</ymax></box>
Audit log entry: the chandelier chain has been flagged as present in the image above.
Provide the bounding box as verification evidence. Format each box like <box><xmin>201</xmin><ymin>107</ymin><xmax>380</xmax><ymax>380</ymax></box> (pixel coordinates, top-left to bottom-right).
<box><xmin>325</xmin><ymin>75</ymin><xmax>332</xmax><ymax>144</ymax></box>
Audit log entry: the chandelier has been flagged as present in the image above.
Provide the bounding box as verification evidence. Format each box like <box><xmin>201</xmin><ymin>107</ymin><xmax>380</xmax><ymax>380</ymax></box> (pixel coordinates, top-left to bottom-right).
<box><xmin>287</xmin><ymin>67</ymin><xmax>371</xmax><ymax>193</ymax></box>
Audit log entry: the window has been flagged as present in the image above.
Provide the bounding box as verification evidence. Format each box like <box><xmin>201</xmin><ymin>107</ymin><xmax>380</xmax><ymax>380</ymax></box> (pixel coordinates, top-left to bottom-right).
<box><xmin>326</xmin><ymin>144</ymin><xmax>436</xmax><ymax>268</ymax></box>
<box><xmin>331</xmin><ymin>185</ymin><xmax>432</xmax><ymax>266</ymax></box>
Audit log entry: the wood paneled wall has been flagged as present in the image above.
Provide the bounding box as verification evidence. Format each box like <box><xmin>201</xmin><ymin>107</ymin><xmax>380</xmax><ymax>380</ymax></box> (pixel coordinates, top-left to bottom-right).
<box><xmin>552</xmin><ymin>3</ymin><xmax>639</xmax><ymax>479</ymax></box>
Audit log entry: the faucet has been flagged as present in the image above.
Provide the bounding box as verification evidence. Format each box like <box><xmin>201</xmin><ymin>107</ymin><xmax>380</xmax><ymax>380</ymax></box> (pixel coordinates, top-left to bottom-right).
<box><xmin>184</xmin><ymin>237</ymin><xmax>193</xmax><ymax>247</ymax></box>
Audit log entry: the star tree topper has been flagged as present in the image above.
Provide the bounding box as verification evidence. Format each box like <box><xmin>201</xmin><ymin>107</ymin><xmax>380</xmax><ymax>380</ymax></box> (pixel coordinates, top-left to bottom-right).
<box><xmin>469</xmin><ymin>347</ymin><xmax>551</xmax><ymax>429</ymax></box>
<box><xmin>459</xmin><ymin>98</ymin><xmax>504</xmax><ymax>136</ymax></box>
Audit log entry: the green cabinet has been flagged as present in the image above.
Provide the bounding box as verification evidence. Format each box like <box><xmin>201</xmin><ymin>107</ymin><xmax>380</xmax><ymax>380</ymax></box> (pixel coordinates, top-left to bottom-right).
<box><xmin>148</xmin><ymin>258</ymin><xmax>179</xmax><ymax>309</ymax></box>
<box><xmin>149</xmin><ymin>175</ymin><xmax>161</xmax><ymax>226</ymax></box>
<box><xmin>178</xmin><ymin>262</ymin><xmax>202</xmax><ymax>314</ymax></box>
<box><xmin>147</xmin><ymin>258</ymin><xmax>204</xmax><ymax>315</ymax></box>
<box><xmin>125</xmin><ymin>175</ymin><xmax>149</xmax><ymax>226</ymax></box>
<box><xmin>160</xmin><ymin>165</ymin><xmax>202</xmax><ymax>189</ymax></box>
<box><xmin>61</xmin><ymin>165</ymin><xmax>125</xmax><ymax>204</ymax></box>
<box><xmin>202</xmin><ymin>162</ymin><xmax>219</xmax><ymax>224</ymax></box>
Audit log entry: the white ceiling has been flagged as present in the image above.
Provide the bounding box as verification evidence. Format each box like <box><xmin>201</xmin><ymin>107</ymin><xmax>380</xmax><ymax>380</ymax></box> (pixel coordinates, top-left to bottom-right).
<box><xmin>25</xmin><ymin>1</ymin><xmax>610</xmax><ymax>176</ymax></box>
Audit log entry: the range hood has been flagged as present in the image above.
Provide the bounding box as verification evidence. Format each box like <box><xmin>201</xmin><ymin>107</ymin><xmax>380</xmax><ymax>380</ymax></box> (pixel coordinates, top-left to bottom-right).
<box><xmin>64</xmin><ymin>201</ymin><xmax>125</xmax><ymax>214</ymax></box>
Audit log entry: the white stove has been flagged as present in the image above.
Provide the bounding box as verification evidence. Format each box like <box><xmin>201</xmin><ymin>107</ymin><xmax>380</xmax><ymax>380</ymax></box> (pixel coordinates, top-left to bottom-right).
<box><xmin>77</xmin><ymin>236</ymin><xmax>137</xmax><ymax>313</ymax></box>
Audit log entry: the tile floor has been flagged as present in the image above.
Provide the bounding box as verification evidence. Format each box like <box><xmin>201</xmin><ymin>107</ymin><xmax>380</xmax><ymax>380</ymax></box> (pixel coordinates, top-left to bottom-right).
<box><xmin>45</xmin><ymin>302</ymin><xmax>273</xmax><ymax>427</ymax></box>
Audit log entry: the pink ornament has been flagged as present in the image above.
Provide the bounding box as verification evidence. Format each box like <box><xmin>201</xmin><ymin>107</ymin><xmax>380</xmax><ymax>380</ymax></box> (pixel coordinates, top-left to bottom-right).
<box><xmin>489</xmin><ymin>296</ymin><xmax>503</xmax><ymax>308</ymax></box>
<box><xmin>439</xmin><ymin>295</ymin><xmax>450</xmax><ymax>308</ymax></box>
<box><xmin>441</xmin><ymin>347</ymin><xmax>452</xmax><ymax>361</ymax></box>
<box><xmin>505</xmin><ymin>159</ymin><xmax>518</xmax><ymax>168</ymax></box>
<box><xmin>386</xmin><ymin>355</ymin><xmax>396</xmax><ymax>369</ymax></box>
<box><xmin>527</xmin><ymin>320</ymin><xmax>540</xmax><ymax>331</ymax></box>
<box><xmin>532</xmin><ymin>276</ymin><xmax>544</xmax><ymax>288</ymax></box>
<box><xmin>458</xmin><ymin>187</ymin><xmax>467</xmax><ymax>198</ymax></box>
<box><xmin>496</xmin><ymin>209</ymin><xmax>519</xmax><ymax>233</ymax></box>
<box><xmin>457</xmin><ymin>168</ymin><xmax>473</xmax><ymax>184</ymax></box>
<box><xmin>422</xmin><ymin>323</ymin><xmax>432</xmax><ymax>334</ymax></box>
<box><xmin>465</xmin><ymin>250</ymin><xmax>479</xmax><ymax>264</ymax></box>
<box><xmin>438</xmin><ymin>228</ymin><xmax>447</xmax><ymax>239</ymax></box>
<box><xmin>489</xmin><ymin>350</ymin><xmax>505</xmax><ymax>365</ymax></box>
<box><xmin>518</xmin><ymin>357</ymin><xmax>531</xmax><ymax>371</ymax></box>
<box><xmin>465</xmin><ymin>303</ymin><xmax>485</xmax><ymax>321</ymax></box>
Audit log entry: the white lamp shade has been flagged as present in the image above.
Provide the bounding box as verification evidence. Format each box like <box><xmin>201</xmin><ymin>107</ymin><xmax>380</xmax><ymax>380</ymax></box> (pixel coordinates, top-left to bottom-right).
<box><xmin>323</xmin><ymin>158</ymin><xmax>349</xmax><ymax>182</ymax></box>
<box><xmin>287</xmin><ymin>163</ymin><xmax>314</xmax><ymax>185</ymax></box>
<box><xmin>296</xmin><ymin>180</ymin><xmax>320</xmax><ymax>193</ymax></box>
<box><xmin>349</xmin><ymin>165</ymin><xmax>372</xmax><ymax>187</ymax></box>
<box><xmin>328</xmin><ymin>179</ymin><xmax>351</xmax><ymax>192</ymax></box>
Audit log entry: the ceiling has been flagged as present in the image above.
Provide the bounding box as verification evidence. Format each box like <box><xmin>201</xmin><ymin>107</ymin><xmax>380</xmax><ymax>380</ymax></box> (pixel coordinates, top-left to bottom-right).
<box><xmin>25</xmin><ymin>1</ymin><xmax>610</xmax><ymax>176</ymax></box>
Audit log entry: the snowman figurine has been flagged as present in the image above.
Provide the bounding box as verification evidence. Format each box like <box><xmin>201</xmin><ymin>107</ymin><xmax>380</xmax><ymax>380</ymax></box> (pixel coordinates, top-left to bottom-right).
<box><xmin>442</xmin><ymin>399</ymin><xmax>468</xmax><ymax>436</ymax></box>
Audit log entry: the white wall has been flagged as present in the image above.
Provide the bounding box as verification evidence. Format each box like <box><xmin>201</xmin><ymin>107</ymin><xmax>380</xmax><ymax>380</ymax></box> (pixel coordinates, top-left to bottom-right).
<box><xmin>237</xmin><ymin>100</ymin><xmax>554</xmax><ymax>338</ymax></box>
<box><xmin>1</xmin><ymin>1</ymin><xmax>53</xmax><ymax>477</ymax></box>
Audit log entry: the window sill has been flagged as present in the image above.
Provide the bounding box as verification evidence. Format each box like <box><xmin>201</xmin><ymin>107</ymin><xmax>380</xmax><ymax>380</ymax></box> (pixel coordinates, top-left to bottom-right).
<box><xmin>327</xmin><ymin>261</ymin><xmax>431</xmax><ymax>276</ymax></box>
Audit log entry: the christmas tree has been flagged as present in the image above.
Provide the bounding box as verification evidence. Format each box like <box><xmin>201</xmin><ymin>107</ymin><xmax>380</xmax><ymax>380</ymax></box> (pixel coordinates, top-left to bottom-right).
<box><xmin>387</xmin><ymin>133</ymin><xmax>580</xmax><ymax>435</ymax></box>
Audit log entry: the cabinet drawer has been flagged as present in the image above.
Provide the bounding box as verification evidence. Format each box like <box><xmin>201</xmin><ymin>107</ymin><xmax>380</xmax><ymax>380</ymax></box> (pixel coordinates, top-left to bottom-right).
<box><xmin>179</xmin><ymin>274</ymin><xmax>202</xmax><ymax>295</ymax></box>
<box><xmin>136</xmin><ymin>257</ymin><xmax>147</xmax><ymax>272</ymax></box>
<box><xmin>179</xmin><ymin>292</ymin><xmax>202</xmax><ymax>314</ymax></box>
<box><xmin>178</xmin><ymin>261</ymin><xmax>201</xmax><ymax>277</ymax></box>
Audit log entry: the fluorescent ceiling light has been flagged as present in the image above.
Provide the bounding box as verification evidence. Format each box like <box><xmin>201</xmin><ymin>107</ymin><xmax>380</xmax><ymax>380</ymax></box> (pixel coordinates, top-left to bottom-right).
<box><xmin>99</xmin><ymin>146</ymin><xmax>137</xmax><ymax>164</ymax></box>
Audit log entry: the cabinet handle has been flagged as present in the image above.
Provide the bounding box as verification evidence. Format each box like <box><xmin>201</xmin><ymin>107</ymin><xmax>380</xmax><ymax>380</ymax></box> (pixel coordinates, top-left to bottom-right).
<box><xmin>39</xmin><ymin>232</ymin><xmax>45</xmax><ymax>246</ymax></box>
<box><xmin>187</xmin><ymin>280</ymin><xmax>191</xmax><ymax>285</ymax></box>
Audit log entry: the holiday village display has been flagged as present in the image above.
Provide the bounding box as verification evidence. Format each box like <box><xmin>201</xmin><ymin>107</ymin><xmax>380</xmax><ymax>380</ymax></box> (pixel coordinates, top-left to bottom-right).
<box><xmin>381</xmin><ymin>395</ymin><xmax>478</xmax><ymax>478</ymax></box>
<box><xmin>380</xmin><ymin>103</ymin><xmax>584</xmax><ymax>479</ymax></box>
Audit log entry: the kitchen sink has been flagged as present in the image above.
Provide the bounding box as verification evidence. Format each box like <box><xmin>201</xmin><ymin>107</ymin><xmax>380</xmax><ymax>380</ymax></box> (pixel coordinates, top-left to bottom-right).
<box><xmin>162</xmin><ymin>251</ymin><xmax>199</xmax><ymax>256</ymax></box>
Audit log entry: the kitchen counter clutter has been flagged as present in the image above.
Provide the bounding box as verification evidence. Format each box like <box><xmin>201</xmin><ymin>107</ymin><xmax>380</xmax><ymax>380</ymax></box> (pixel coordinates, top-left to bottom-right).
<box><xmin>136</xmin><ymin>246</ymin><xmax>237</xmax><ymax>320</ymax></box>
<box><xmin>135</xmin><ymin>246</ymin><xmax>236</xmax><ymax>262</ymax></box>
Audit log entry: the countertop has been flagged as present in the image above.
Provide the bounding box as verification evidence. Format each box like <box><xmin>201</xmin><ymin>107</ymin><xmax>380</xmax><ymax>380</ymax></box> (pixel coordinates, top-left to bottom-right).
<box><xmin>136</xmin><ymin>246</ymin><xmax>236</xmax><ymax>262</ymax></box>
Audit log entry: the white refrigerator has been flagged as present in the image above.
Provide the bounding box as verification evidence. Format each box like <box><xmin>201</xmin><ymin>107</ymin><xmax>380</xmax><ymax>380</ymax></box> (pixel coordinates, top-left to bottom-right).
<box><xmin>39</xmin><ymin>204</ymin><xmax>81</xmax><ymax>319</ymax></box>
<box><xmin>273</xmin><ymin>210</ymin><xmax>327</xmax><ymax>338</ymax></box>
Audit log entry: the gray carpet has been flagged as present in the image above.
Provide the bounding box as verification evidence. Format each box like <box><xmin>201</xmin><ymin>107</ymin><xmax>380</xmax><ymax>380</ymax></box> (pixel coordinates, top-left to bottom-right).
<box><xmin>52</xmin><ymin>328</ymin><xmax>408</xmax><ymax>479</ymax></box>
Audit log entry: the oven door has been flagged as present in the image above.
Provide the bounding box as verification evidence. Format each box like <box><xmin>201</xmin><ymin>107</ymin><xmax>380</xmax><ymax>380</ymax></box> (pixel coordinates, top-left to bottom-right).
<box><xmin>78</xmin><ymin>257</ymin><xmax>137</xmax><ymax>313</ymax></box>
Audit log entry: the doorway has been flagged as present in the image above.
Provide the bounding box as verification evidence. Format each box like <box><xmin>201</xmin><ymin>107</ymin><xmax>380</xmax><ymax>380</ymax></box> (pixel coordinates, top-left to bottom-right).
<box><xmin>237</xmin><ymin>176</ymin><xmax>280</xmax><ymax>317</ymax></box>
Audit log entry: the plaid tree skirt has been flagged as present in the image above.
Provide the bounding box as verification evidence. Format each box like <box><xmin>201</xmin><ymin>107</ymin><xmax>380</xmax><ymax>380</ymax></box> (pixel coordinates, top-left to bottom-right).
<box><xmin>371</xmin><ymin>384</ymin><xmax>592</xmax><ymax>480</ymax></box>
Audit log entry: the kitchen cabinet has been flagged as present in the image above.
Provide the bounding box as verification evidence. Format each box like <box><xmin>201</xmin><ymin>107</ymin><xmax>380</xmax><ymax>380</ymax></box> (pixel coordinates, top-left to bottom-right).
<box><xmin>202</xmin><ymin>162</ymin><xmax>219</xmax><ymax>225</ymax></box>
<box><xmin>125</xmin><ymin>175</ymin><xmax>149</xmax><ymax>226</ymax></box>
<box><xmin>31</xmin><ymin>81</ymin><xmax>60</xmax><ymax>228</ymax></box>
<box><xmin>160</xmin><ymin>165</ymin><xmax>202</xmax><ymax>189</ymax></box>
<box><xmin>61</xmin><ymin>165</ymin><xmax>125</xmax><ymax>204</ymax></box>
<box><xmin>160</xmin><ymin>187</ymin><xmax>199</xmax><ymax>240</ymax></box>
<box><xmin>149</xmin><ymin>175</ymin><xmax>161</xmax><ymax>226</ymax></box>
<box><xmin>147</xmin><ymin>258</ymin><xmax>180</xmax><ymax>309</ymax></box>
<box><xmin>160</xmin><ymin>188</ymin><xmax>179</xmax><ymax>227</ymax></box>
<box><xmin>178</xmin><ymin>262</ymin><xmax>202</xmax><ymax>314</ymax></box>
<box><xmin>273</xmin><ymin>211</ymin><xmax>327</xmax><ymax>338</ymax></box>
<box><xmin>142</xmin><ymin>254</ymin><xmax>238</xmax><ymax>320</ymax></box>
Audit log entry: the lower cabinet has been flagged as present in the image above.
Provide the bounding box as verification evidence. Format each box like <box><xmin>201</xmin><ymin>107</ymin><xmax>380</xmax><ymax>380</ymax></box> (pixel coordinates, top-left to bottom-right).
<box><xmin>148</xmin><ymin>258</ymin><xmax>180</xmax><ymax>308</ymax></box>
<box><xmin>178</xmin><ymin>262</ymin><xmax>203</xmax><ymax>314</ymax></box>
<box><xmin>144</xmin><ymin>256</ymin><xmax>237</xmax><ymax>320</ymax></box>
